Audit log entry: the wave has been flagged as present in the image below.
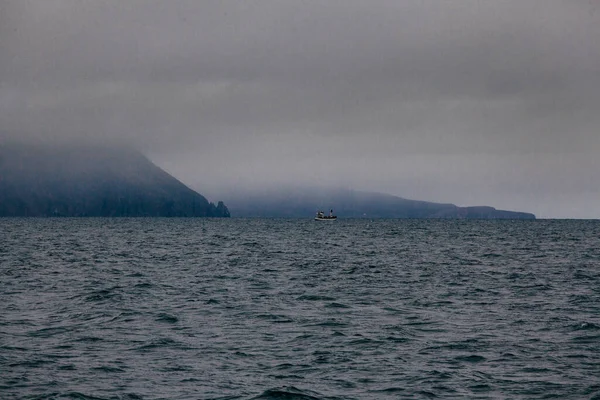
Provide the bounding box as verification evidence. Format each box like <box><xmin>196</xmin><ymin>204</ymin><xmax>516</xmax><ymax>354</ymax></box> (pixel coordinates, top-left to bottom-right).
<box><xmin>250</xmin><ymin>386</ymin><xmax>332</xmax><ymax>400</ymax></box>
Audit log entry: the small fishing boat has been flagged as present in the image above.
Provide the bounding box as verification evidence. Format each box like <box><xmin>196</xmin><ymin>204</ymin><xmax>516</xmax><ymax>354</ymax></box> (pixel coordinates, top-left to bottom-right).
<box><xmin>315</xmin><ymin>209</ymin><xmax>337</xmax><ymax>221</ymax></box>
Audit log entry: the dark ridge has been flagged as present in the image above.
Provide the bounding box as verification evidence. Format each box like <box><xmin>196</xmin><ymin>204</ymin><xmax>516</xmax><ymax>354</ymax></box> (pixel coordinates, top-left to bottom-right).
<box><xmin>0</xmin><ymin>143</ymin><xmax>230</xmax><ymax>217</ymax></box>
<box><xmin>220</xmin><ymin>186</ymin><xmax>535</xmax><ymax>219</ymax></box>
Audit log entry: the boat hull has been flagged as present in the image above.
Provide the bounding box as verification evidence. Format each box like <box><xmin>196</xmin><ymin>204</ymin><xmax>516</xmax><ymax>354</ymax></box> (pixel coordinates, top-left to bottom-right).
<box><xmin>314</xmin><ymin>217</ymin><xmax>337</xmax><ymax>221</ymax></box>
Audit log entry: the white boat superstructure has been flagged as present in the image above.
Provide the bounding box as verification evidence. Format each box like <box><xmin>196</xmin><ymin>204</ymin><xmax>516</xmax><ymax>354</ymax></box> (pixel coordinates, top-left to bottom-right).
<box><xmin>315</xmin><ymin>209</ymin><xmax>337</xmax><ymax>220</ymax></box>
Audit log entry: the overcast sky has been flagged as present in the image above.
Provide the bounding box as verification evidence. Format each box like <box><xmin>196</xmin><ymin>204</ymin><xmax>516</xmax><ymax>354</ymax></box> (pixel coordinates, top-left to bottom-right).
<box><xmin>1</xmin><ymin>1</ymin><xmax>599</xmax><ymax>218</ymax></box>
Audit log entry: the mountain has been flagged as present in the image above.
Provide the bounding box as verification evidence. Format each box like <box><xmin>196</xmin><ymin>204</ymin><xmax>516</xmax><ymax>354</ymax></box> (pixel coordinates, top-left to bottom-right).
<box><xmin>0</xmin><ymin>143</ymin><xmax>230</xmax><ymax>217</ymax></box>
<box><xmin>218</xmin><ymin>186</ymin><xmax>536</xmax><ymax>219</ymax></box>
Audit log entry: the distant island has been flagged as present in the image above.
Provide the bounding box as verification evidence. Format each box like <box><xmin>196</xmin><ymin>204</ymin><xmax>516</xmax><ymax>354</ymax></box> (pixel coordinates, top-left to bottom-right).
<box><xmin>0</xmin><ymin>143</ymin><xmax>230</xmax><ymax>217</ymax></box>
<box><xmin>0</xmin><ymin>143</ymin><xmax>535</xmax><ymax>219</ymax></box>
<box><xmin>217</xmin><ymin>186</ymin><xmax>536</xmax><ymax>219</ymax></box>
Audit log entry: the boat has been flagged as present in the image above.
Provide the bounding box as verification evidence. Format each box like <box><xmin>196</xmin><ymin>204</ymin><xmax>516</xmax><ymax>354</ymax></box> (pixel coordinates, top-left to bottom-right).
<box><xmin>315</xmin><ymin>209</ymin><xmax>337</xmax><ymax>221</ymax></box>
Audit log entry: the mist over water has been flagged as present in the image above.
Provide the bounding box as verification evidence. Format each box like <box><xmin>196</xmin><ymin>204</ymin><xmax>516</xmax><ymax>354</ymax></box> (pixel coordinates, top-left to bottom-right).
<box><xmin>1</xmin><ymin>218</ymin><xmax>600</xmax><ymax>399</ymax></box>
<box><xmin>3</xmin><ymin>2</ymin><xmax>600</xmax><ymax>218</ymax></box>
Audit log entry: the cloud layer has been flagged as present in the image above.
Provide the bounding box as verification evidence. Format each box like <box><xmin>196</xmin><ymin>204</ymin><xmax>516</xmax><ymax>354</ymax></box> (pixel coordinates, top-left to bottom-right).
<box><xmin>2</xmin><ymin>1</ymin><xmax>599</xmax><ymax>217</ymax></box>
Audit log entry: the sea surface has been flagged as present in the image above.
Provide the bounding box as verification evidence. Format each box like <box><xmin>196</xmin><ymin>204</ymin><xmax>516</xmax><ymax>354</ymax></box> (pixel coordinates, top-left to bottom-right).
<box><xmin>1</xmin><ymin>218</ymin><xmax>600</xmax><ymax>399</ymax></box>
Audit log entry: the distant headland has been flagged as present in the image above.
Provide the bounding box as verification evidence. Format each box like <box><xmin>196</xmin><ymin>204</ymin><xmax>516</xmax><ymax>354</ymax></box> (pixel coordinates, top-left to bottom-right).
<box><xmin>216</xmin><ymin>186</ymin><xmax>536</xmax><ymax>219</ymax></box>
<box><xmin>0</xmin><ymin>143</ymin><xmax>230</xmax><ymax>217</ymax></box>
<box><xmin>1</xmin><ymin>143</ymin><xmax>535</xmax><ymax>219</ymax></box>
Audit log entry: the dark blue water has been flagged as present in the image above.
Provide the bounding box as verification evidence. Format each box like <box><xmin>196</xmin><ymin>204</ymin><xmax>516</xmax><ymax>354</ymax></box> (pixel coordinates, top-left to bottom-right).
<box><xmin>1</xmin><ymin>218</ymin><xmax>600</xmax><ymax>399</ymax></box>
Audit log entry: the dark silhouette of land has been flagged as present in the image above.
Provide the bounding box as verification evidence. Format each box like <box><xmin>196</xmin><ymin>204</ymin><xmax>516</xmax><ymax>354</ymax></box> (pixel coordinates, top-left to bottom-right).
<box><xmin>1</xmin><ymin>143</ymin><xmax>535</xmax><ymax>219</ymax></box>
<box><xmin>0</xmin><ymin>143</ymin><xmax>229</xmax><ymax>217</ymax></box>
<box><xmin>219</xmin><ymin>186</ymin><xmax>536</xmax><ymax>219</ymax></box>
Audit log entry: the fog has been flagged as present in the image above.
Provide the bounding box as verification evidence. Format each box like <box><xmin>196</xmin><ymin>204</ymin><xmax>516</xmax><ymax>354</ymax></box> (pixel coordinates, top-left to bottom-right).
<box><xmin>1</xmin><ymin>1</ymin><xmax>599</xmax><ymax>218</ymax></box>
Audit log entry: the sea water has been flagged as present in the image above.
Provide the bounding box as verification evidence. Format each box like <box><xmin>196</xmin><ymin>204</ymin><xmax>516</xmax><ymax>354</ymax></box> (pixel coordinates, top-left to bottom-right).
<box><xmin>1</xmin><ymin>218</ymin><xmax>599</xmax><ymax>399</ymax></box>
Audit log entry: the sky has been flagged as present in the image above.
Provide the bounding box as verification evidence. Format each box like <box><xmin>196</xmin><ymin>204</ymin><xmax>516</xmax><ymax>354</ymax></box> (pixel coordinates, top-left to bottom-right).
<box><xmin>1</xmin><ymin>1</ymin><xmax>599</xmax><ymax>218</ymax></box>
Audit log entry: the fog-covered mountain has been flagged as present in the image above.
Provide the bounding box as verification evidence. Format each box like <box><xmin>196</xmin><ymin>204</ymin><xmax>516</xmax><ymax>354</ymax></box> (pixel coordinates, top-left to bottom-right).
<box><xmin>0</xmin><ymin>143</ymin><xmax>229</xmax><ymax>217</ymax></box>
<box><xmin>218</xmin><ymin>186</ymin><xmax>535</xmax><ymax>219</ymax></box>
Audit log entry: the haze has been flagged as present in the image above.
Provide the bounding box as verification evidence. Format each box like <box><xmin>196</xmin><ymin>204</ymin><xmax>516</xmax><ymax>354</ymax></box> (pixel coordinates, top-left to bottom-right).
<box><xmin>1</xmin><ymin>1</ymin><xmax>599</xmax><ymax>218</ymax></box>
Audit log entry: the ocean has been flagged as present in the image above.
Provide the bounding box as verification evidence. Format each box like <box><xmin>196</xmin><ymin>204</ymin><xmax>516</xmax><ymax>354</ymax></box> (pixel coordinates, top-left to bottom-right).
<box><xmin>1</xmin><ymin>218</ymin><xmax>599</xmax><ymax>399</ymax></box>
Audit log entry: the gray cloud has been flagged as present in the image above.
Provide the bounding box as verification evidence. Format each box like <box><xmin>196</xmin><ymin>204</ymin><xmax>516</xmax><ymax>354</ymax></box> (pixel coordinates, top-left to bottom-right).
<box><xmin>1</xmin><ymin>0</ymin><xmax>599</xmax><ymax>218</ymax></box>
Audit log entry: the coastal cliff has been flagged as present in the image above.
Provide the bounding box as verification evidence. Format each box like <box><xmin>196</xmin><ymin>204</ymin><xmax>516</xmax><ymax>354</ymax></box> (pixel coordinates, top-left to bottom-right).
<box><xmin>0</xmin><ymin>144</ymin><xmax>230</xmax><ymax>217</ymax></box>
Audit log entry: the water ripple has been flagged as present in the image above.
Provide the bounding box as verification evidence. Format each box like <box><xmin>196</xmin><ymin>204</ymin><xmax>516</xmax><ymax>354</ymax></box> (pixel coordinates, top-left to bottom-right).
<box><xmin>1</xmin><ymin>218</ymin><xmax>599</xmax><ymax>399</ymax></box>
